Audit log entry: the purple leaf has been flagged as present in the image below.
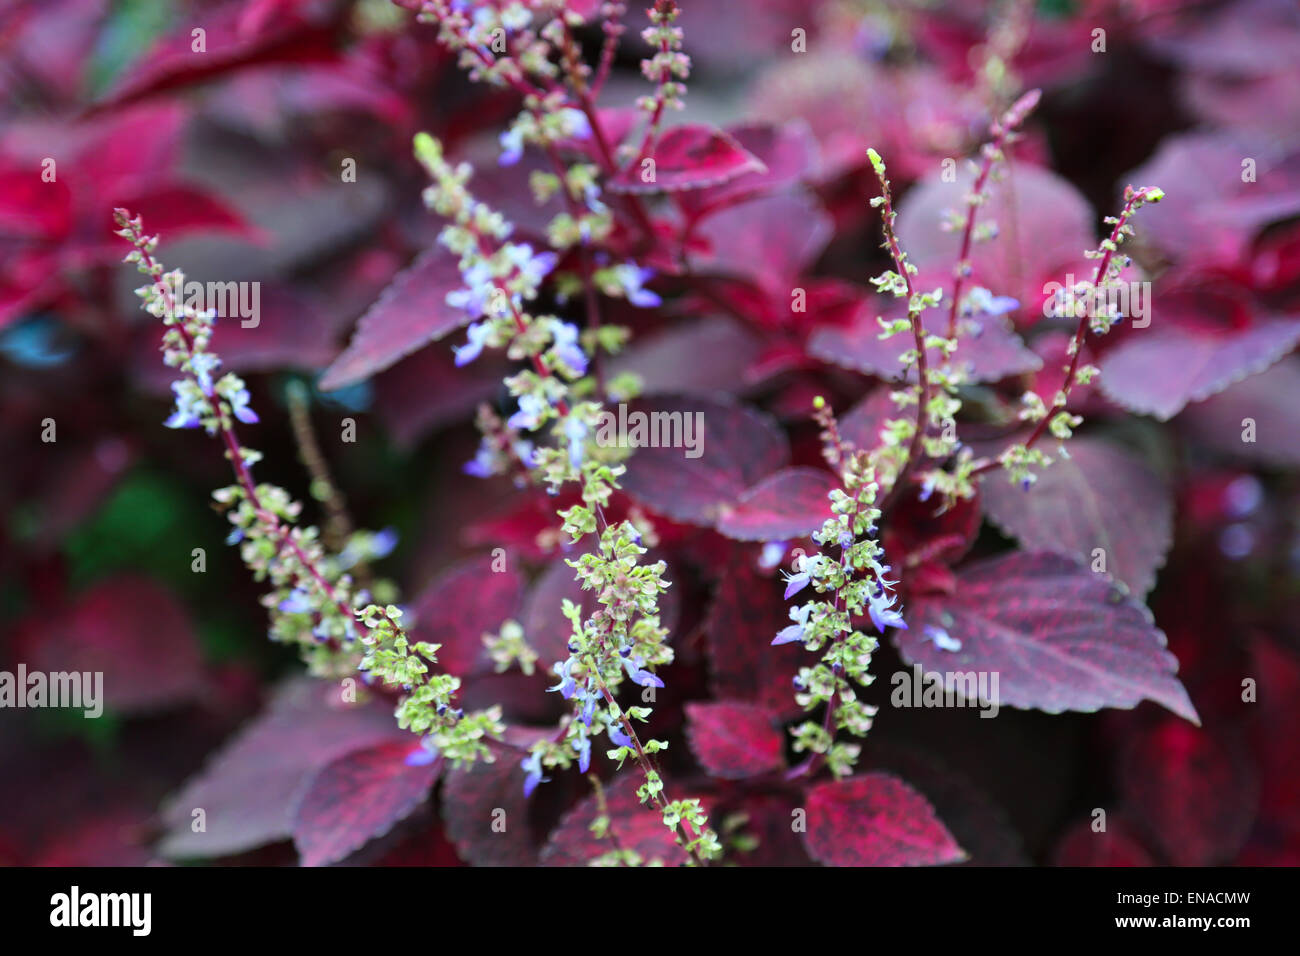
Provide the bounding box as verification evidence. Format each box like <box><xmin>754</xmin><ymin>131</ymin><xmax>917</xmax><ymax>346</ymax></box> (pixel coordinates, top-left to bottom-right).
<box><xmin>684</xmin><ymin>701</ymin><xmax>785</xmax><ymax>779</ymax></box>
<box><xmin>901</xmin><ymin>551</ymin><xmax>1199</xmax><ymax>723</ymax></box>
<box><xmin>979</xmin><ymin>438</ymin><xmax>1173</xmax><ymax>596</ymax></box>
<box><xmin>803</xmin><ymin>773</ymin><xmax>967</xmax><ymax>867</ymax></box>
<box><xmin>715</xmin><ymin>466</ymin><xmax>836</xmax><ymax>541</ymax></box>
<box><xmin>608</xmin><ymin>124</ymin><xmax>764</xmax><ymax>194</ymax></box>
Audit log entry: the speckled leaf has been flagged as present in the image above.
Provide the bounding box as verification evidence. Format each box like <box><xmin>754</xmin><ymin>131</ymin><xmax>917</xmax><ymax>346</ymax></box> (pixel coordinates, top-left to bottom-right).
<box><xmin>442</xmin><ymin>732</ymin><xmax>548</xmax><ymax>866</ymax></box>
<box><xmin>704</xmin><ymin>559</ymin><xmax>803</xmax><ymax>718</ymax></box>
<box><xmin>979</xmin><ymin>438</ymin><xmax>1173</xmax><ymax>596</ymax></box>
<box><xmin>902</xmin><ymin>551</ymin><xmax>1199</xmax><ymax>723</ymax></box>
<box><xmin>293</xmin><ymin>741</ymin><xmax>441</xmax><ymax>867</ymax></box>
<box><xmin>715</xmin><ymin>466</ymin><xmax>835</xmax><ymax>541</ymax></box>
<box><xmin>684</xmin><ymin>701</ymin><xmax>785</xmax><ymax>779</ymax></box>
<box><xmin>803</xmin><ymin>773</ymin><xmax>966</xmax><ymax>867</ymax></box>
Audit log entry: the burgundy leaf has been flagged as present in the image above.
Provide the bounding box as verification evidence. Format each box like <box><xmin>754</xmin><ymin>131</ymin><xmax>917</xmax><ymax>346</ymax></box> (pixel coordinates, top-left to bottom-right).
<box><xmin>1124</xmin><ymin>131</ymin><xmax>1300</xmax><ymax>268</ymax></box>
<box><xmin>810</xmin><ymin>304</ymin><xmax>1041</xmax><ymax>383</ymax></box>
<box><xmin>715</xmin><ymin>466</ymin><xmax>835</xmax><ymax>541</ymax></box>
<box><xmin>619</xmin><ymin>393</ymin><xmax>788</xmax><ymax>526</ymax></box>
<box><xmin>902</xmin><ymin>551</ymin><xmax>1199</xmax><ymax>723</ymax></box>
<box><xmin>608</xmin><ymin>124</ymin><xmax>764</xmax><ymax>194</ymax></box>
<box><xmin>13</xmin><ymin>574</ymin><xmax>203</xmax><ymax>715</ymax></box>
<box><xmin>803</xmin><ymin>773</ymin><xmax>966</xmax><ymax>867</ymax></box>
<box><xmin>115</xmin><ymin>183</ymin><xmax>257</xmax><ymax>240</ymax></box>
<box><xmin>979</xmin><ymin>437</ymin><xmax>1173</xmax><ymax>596</ymax></box>
<box><xmin>837</xmin><ymin>389</ymin><xmax>897</xmax><ymax>452</ymax></box>
<box><xmin>292</xmin><ymin>741</ymin><xmax>441</xmax><ymax>867</ymax></box>
<box><xmin>371</xmin><ymin>346</ymin><xmax>509</xmax><ymax>448</ymax></box>
<box><xmin>693</xmin><ymin>190</ymin><xmax>833</xmax><ymax>295</ymax></box>
<box><xmin>606</xmin><ymin>316</ymin><xmax>762</xmax><ymax>397</ymax></box>
<box><xmin>442</xmin><ymin>731</ymin><xmax>549</xmax><ymax>866</ymax></box>
<box><xmin>1118</xmin><ymin>720</ymin><xmax>1259</xmax><ymax>866</ymax></box>
<box><xmin>1178</xmin><ymin>358</ymin><xmax>1300</xmax><ymax>466</ymax></box>
<box><xmin>684</xmin><ymin>701</ymin><xmax>784</xmax><ymax>779</ymax></box>
<box><xmin>541</xmin><ymin>773</ymin><xmax>690</xmax><ymax>866</ymax></box>
<box><xmin>158</xmin><ymin>678</ymin><xmax>405</xmax><ymax>859</ymax></box>
<box><xmin>319</xmin><ymin>247</ymin><xmax>468</xmax><ymax>391</ymax></box>
<box><xmin>673</xmin><ymin>120</ymin><xmax>820</xmax><ymax>220</ymax></box>
<box><xmin>408</xmin><ymin>553</ymin><xmax>525</xmax><ymax>680</ymax></box>
<box><xmin>1099</xmin><ymin>317</ymin><xmax>1300</xmax><ymax>421</ymax></box>
<box><xmin>704</xmin><ymin>559</ymin><xmax>803</xmax><ymax>718</ymax></box>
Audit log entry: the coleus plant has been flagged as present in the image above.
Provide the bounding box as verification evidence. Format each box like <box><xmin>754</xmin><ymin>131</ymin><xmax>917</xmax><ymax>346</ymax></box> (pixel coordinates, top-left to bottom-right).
<box><xmin>88</xmin><ymin>0</ymin><xmax>1255</xmax><ymax>868</ymax></box>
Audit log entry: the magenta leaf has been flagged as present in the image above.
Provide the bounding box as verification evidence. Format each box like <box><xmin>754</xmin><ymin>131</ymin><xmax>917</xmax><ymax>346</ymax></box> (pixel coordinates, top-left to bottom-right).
<box><xmin>979</xmin><ymin>438</ymin><xmax>1173</xmax><ymax>596</ymax></box>
<box><xmin>715</xmin><ymin>466</ymin><xmax>836</xmax><ymax>541</ymax></box>
<box><xmin>408</xmin><ymin>554</ymin><xmax>525</xmax><ymax>680</ymax></box>
<box><xmin>837</xmin><ymin>389</ymin><xmax>898</xmax><ymax>453</ymax></box>
<box><xmin>1118</xmin><ymin>719</ymin><xmax>1259</xmax><ymax>866</ymax></box>
<box><xmin>684</xmin><ymin>701</ymin><xmax>784</xmax><ymax>779</ymax></box>
<box><xmin>608</xmin><ymin>124</ymin><xmax>764</xmax><ymax>194</ymax></box>
<box><xmin>618</xmin><ymin>393</ymin><xmax>788</xmax><ymax>526</ymax></box>
<box><xmin>810</xmin><ymin>304</ymin><xmax>1041</xmax><ymax>383</ymax></box>
<box><xmin>803</xmin><ymin>773</ymin><xmax>966</xmax><ymax>867</ymax></box>
<box><xmin>693</xmin><ymin>190</ymin><xmax>833</xmax><ymax>295</ymax></box>
<box><xmin>673</xmin><ymin>121</ymin><xmax>820</xmax><ymax>221</ymax></box>
<box><xmin>902</xmin><ymin>551</ymin><xmax>1199</xmax><ymax>723</ymax></box>
<box><xmin>157</xmin><ymin>678</ymin><xmax>405</xmax><ymax>859</ymax></box>
<box><xmin>319</xmin><ymin>247</ymin><xmax>467</xmax><ymax>391</ymax></box>
<box><xmin>14</xmin><ymin>574</ymin><xmax>203</xmax><ymax>715</ymax></box>
<box><xmin>442</xmin><ymin>731</ymin><xmax>549</xmax><ymax>866</ymax></box>
<box><xmin>607</xmin><ymin>316</ymin><xmax>762</xmax><ymax>397</ymax></box>
<box><xmin>1098</xmin><ymin>316</ymin><xmax>1300</xmax><ymax>421</ymax></box>
<box><xmin>541</xmin><ymin>773</ymin><xmax>690</xmax><ymax>866</ymax></box>
<box><xmin>292</xmin><ymin>741</ymin><xmax>442</xmax><ymax>867</ymax></box>
<box><xmin>1178</xmin><ymin>358</ymin><xmax>1300</xmax><ymax>466</ymax></box>
<box><xmin>704</xmin><ymin>559</ymin><xmax>804</xmax><ymax>718</ymax></box>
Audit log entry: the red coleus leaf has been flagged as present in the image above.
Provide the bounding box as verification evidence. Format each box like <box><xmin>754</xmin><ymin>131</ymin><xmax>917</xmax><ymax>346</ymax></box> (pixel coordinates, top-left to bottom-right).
<box><xmin>157</xmin><ymin>678</ymin><xmax>406</xmax><ymax>859</ymax></box>
<box><xmin>371</xmin><ymin>346</ymin><xmax>509</xmax><ymax>448</ymax></box>
<box><xmin>809</xmin><ymin>303</ymin><xmax>1041</xmax><ymax>383</ymax></box>
<box><xmin>408</xmin><ymin>553</ymin><xmax>525</xmax><ymax>680</ymax></box>
<box><xmin>704</xmin><ymin>558</ymin><xmax>803</xmax><ymax>719</ymax></box>
<box><xmin>1124</xmin><ymin>131</ymin><xmax>1300</xmax><ymax>269</ymax></box>
<box><xmin>803</xmin><ymin>773</ymin><xmax>966</xmax><ymax>867</ymax></box>
<box><xmin>1098</xmin><ymin>316</ymin><xmax>1300</xmax><ymax>421</ymax></box>
<box><xmin>442</xmin><ymin>731</ymin><xmax>549</xmax><ymax>866</ymax></box>
<box><xmin>113</xmin><ymin>183</ymin><xmax>256</xmax><ymax>240</ymax></box>
<box><xmin>607</xmin><ymin>316</ymin><xmax>762</xmax><ymax>397</ymax></box>
<box><xmin>979</xmin><ymin>437</ymin><xmax>1174</xmax><ymax>596</ymax></box>
<box><xmin>608</xmin><ymin>124</ymin><xmax>764</xmax><ymax>194</ymax></box>
<box><xmin>684</xmin><ymin>701</ymin><xmax>785</xmax><ymax>779</ymax></box>
<box><xmin>541</xmin><ymin>773</ymin><xmax>691</xmax><ymax>866</ymax></box>
<box><xmin>672</xmin><ymin>121</ymin><xmax>820</xmax><ymax>222</ymax></box>
<box><xmin>292</xmin><ymin>741</ymin><xmax>442</xmax><ymax>867</ymax></box>
<box><xmin>693</xmin><ymin>190</ymin><xmax>834</xmax><ymax>296</ymax></box>
<box><xmin>1179</xmin><ymin>358</ymin><xmax>1300</xmax><ymax>467</ymax></box>
<box><xmin>319</xmin><ymin>247</ymin><xmax>467</xmax><ymax>391</ymax></box>
<box><xmin>715</xmin><ymin>466</ymin><xmax>836</xmax><ymax>541</ymax></box>
<box><xmin>896</xmin><ymin>163</ymin><xmax>1095</xmax><ymax>313</ymax></box>
<box><xmin>1050</xmin><ymin>815</ymin><xmax>1155</xmax><ymax>867</ymax></box>
<box><xmin>13</xmin><ymin>574</ymin><xmax>203</xmax><ymax>715</ymax></box>
<box><xmin>1118</xmin><ymin>720</ymin><xmax>1259</xmax><ymax>866</ymax></box>
<box><xmin>902</xmin><ymin>551</ymin><xmax>1199</xmax><ymax>723</ymax></box>
<box><xmin>619</xmin><ymin>393</ymin><xmax>788</xmax><ymax>526</ymax></box>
